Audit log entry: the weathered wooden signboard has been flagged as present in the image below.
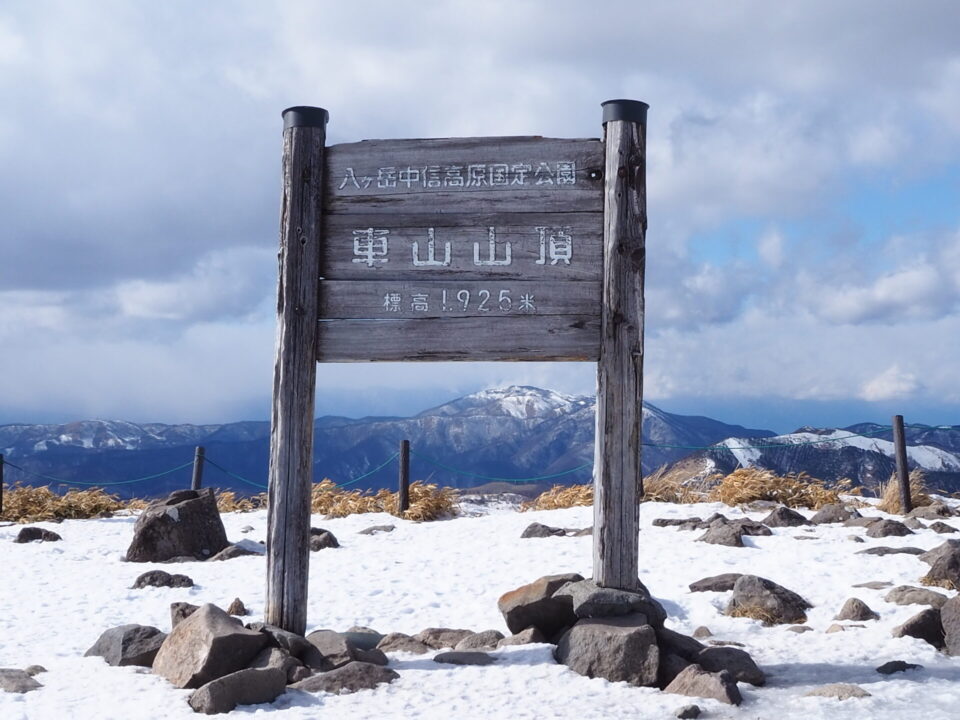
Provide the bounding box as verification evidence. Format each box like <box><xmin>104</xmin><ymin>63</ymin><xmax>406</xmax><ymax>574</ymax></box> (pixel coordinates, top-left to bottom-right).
<box><xmin>266</xmin><ymin>101</ymin><xmax>648</xmax><ymax>634</ymax></box>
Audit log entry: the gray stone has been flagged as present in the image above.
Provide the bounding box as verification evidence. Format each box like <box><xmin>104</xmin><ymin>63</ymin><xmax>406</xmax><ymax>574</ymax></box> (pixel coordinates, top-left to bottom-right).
<box><xmin>856</xmin><ymin>546</ymin><xmax>924</xmax><ymax>556</ymax></box>
<box><xmin>852</xmin><ymin>581</ymin><xmax>893</xmax><ymax>589</ymax></box>
<box><xmin>843</xmin><ymin>516</ymin><xmax>882</xmax><ymax>527</ymax></box>
<box><xmin>904</xmin><ymin>518</ymin><xmax>927</xmax><ymax>530</ymax></box>
<box><xmin>497</xmin><ymin>572</ymin><xmax>584</xmax><ymax>636</ymax></box>
<box><xmin>804</xmin><ymin>683</ymin><xmax>871</xmax><ymax>700</ymax></box>
<box><xmin>434</xmin><ymin>651</ymin><xmax>495</xmax><ymax>666</ymax></box>
<box><xmin>552</xmin><ymin>578</ymin><xmax>666</xmax><ymax>626</ymax></box>
<box><xmin>520</xmin><ymin>522</ymin><xmax>566</xmax><ymax>538</ymax></box>
<box><xmin>728</xmin><ymin>519</ymin><xmax>773</xmax><ymax>536</ymax></box>
<box><xmin>941</xmin><ymin>595</ymin><xmax>960</xmax><ymax>655</ymax></box>
<box><xmin>455</xmin><ymin>630</ymin><xmax>505</xmax><ymax>650</ymax></box>
<box><xmin>0</xmin><ymin>668</ymin><xmax>42</xmax><ymax>693</ymax></box>
<box><xmin>187</xmin><ymin>667</ymin><xmax>286</xmax><ymax>714</ymax></box>
<box><xmin>725</xmin><ymin>575</ymin><xmax>812</xmax><ymax>625</ymax></box>
<box><xmin>866</xmin><ymin>519</ymin><xmax>914</xmax><ymax>538</ymax></box>
<box><xmin>376</xmin><ymin>632</ymin><xmax>432</xmax><ymax>655</ymax></box>
<box><xmin>132</xmin><ymin>570</ymin><xmax>194</xmax><ymax>589</ymax></box>
<box><xmin>907</xmin><ymin>503</ymin><xmax>956</xmax><ymax>520</ymax></box>
<box><xmin>554</xmin><ymin>614</ymin><xmax>659</xmax><ymax>687</ymax></box>
<box><xmin>930</xmin><ymin>521</ymin><xmax>958</xmax><ymax>534</ymax></box>
<box><xmin>208</xmin><ymin>544</ymin><xmax>259</xmax><ymax>561</ymax></box>
<box><xmin>342</xmin><ymin>629</ymin><xmax>384</xmax><ymax>651</ymax></box>
<box><xmin>884</xmin><ymin>585</ymin><xmax>948</xmax><ymax>608</ymax></box>
<box><xmin>358</xmin><ymin>524</ymin><xmax>395</xmax><ymax>535</ymax></box>
<box><xmin>152</xmin><ymin>603</ymin><xmax>268</xmax><ymax>689</ymax></box>
<box><xmin>355</xmin><ymin>647</ymin><xmax>388</xmax><ymax>666</ymax></box>
<box><xmin>786</xmin><ymin>625</ymin><xmax>813</xmax><ymax>633</ymax></box>
<box><xmin>892</xmin><ymin>608</ymin><xmax>944</xmax><ymax>650</ymax></box>
<box><xmin>922</xmin><ymin>551</ymin><xmax>960</xmax><ymax>590</ymax></box>
<box><xmin>691</xmin><ymin>626</ymin><xmax>712</xmax><ymax>639</ymax></box>
<box><xmin>497</xmin><ymin>627</ymin><xmax>547</xmax><ymax>647</ymax></box>
<box><xmin>663</xmin><ymin>664</ymin><xmax>741</xmax><ymax>706</ymax></box>
<box><xmin>655</xmin><ymin>627</ymin><xmax>706</xmax><ymax>662</ymax></box>
<box><xmin>309</xmin><ymin>529</ymin><xmax>339</xmax><ymax>551</ymax></box>
<box><xmin>653</xmin><ymin>517</ymin><xmax>701</xmax><ymax>528</ymax></box>
<box><xmin>23</xmin><ymin>665</ymin><xmax>46</xmax><ymax>677</ymax></box>
<box><xmin>696</xmin><ymin>524</ymin><xmax>745</xmax><ymax>547</ymax></box>
<box><xmin>810</xmin><ymin>504</ymin><xmax>861</xmax><ymax>524</ymax></box>
<box><xmin>171</xmin><ymin>602</ymin><xmax>200</xmax><ymax>628</ymax></box>
<box><xmin>876</xmin><ymin>660</ymin><xmax>922</xmax><ymax>674</ymax></box>
<box><xmin>412</xmin><ymin>627</ymin><xmax>475</xmax><ymax>650</ymax></box>
<box><xmin>570</xmin><ymin>527</ymin><xmax>592</xmax><ymax>537</ymax></box>
<box><xmin>247</xmin><ymin>647</ymin><xmax>302</xmax><ymax>677</ymax></box>
<box><xmin>84</xmin><ymin>624</ymin><xmax>167</xmax><ymax>667</ymax></box>
<box><xmin>688</xmin><ymin>573</ymin><xmax>743</xmax><ymax>593</ymax></box>
<box><xmin>125</xmin><ymin>489</ymin><xmax>228</xmax><ymax>563</ymax></box>
<box><xmin>675</xmin><ymin>704</ymin><xmax>702</xmax><ymax>719</ymax></box>
<box><xmin>287</xmin><ymin>665</ymin><xmax>312</xmax><ymax>684</ymax></box>
<box><xmin>248</xmin><ymin>623</ymin><xmax>316</xmax><ymax>663</ymax></box>
<box><xmin>695</xmin><ymin>646</ymin><xmax>764</xmax><ymax>686</ymax></box>
<box><xmin>305</xmin><ymin>630</ymin><xmax>358</xmax><ymax>670</ymax></box>
<box><xmin>833</xmin><ymin>598</ymin><xmax>879</xmax><ymax>621</ymax></box>
<box><xmin>761</xmin><ymin>506</ymin><xmax>811</xmax><ymax>527</ymax></box>
<box><xmin>918</xmin><ymin>539</ymin><xmax>960</xmax><ymax>566</ymax></box>
<box><xmin>290</xmin><ymin>661</ymin><xmax>399</xmax><ymax>695</ymax></box>
<box><xmin>848</xmin><ymin>535</ymin><xmax>865</xmax><ymax>542</ymax></box>
<box><xmin>657</xmin><ymin>652</ymin><xmax>692</xmax><ymax>690</ymax></box>
<box><xmin>13</xmin><ymin>527</ymin><xmax>62</xmax><ymax>543</ymax></box>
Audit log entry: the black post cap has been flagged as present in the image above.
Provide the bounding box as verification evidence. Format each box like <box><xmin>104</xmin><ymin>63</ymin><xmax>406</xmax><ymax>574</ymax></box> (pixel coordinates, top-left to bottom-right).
<box><xmin>282</xmin><ymin>106</ymin><xmax>329</xmax><ymax>130</ymax></box>
<box><xmin>601</xmin><ymin>99</ymin><xmax>649</xmax><ymax>125</ymax></box>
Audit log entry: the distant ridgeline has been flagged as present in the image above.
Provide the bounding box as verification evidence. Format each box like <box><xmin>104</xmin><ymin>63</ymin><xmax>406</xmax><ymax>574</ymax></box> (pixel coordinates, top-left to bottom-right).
<box><xmin>1</xmin><ymin>387</ymin><xmax>958</xmax><ymax>499</ymax></box>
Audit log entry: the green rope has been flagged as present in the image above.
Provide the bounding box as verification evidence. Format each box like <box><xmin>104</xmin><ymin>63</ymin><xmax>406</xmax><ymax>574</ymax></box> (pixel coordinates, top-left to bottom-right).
<box><xmin>1</xmin><ymin>459</ymin><xmax>195</xmax><ymax>487</ymax></box>
<box><xmin>202</xmin><ymin>457</ymin><xmax>268</xmax><ymax>490</ymax></box>
<box><xmin>332</xmin><ymin>453</ymin><xmax>400</xmax><ymax>488</ymax></box>
<box><xmin>409</xmin><ymin>450</ymin><xmax>591</xmax><ymax>483</ymax></box>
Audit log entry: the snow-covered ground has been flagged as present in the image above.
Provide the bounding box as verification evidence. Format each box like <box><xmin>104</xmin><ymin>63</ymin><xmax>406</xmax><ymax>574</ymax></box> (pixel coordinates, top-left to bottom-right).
<box><xmin>3</xmin><ymin>497</ymin><xmax>960</xmax><ymax>719</ymax></box>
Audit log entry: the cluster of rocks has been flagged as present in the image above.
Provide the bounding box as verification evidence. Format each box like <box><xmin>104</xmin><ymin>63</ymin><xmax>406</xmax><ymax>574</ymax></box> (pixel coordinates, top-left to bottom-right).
<box><xmin>521</xmin><ymin>522</ymin><xmax>592</xmax><ymax>538</ymax></box>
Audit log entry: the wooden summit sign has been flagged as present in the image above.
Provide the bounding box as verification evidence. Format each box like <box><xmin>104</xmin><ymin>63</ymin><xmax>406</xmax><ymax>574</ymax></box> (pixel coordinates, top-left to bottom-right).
<box><xmin>266</xmin><ymin>100</ymin><xmax>649</xmax><ymax>634</ymax></box>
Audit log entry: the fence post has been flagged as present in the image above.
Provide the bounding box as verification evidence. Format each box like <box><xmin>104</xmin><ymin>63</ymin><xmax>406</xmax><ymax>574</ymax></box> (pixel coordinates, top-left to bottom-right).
<box><xmin>892</xmin><ymin>415</ymin><xmax>913</xmax><ymax>514</ymax></box>
<box><xmin>398</xmin><ymin>440</ymin><xmax>410</xmax><ymax>514</ymax></box>
<box><xmin>191</xmin><ymin>446</ymin><xmax>205</xmax><ymax>491</ymax></box>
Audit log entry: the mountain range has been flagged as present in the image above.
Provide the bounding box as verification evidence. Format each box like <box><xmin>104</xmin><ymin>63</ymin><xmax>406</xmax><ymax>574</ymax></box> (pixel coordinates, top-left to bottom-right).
<box><xmin>1</xmin><ymin>386</ymin><xmax>957</xmax><ymax>498</ymax></box>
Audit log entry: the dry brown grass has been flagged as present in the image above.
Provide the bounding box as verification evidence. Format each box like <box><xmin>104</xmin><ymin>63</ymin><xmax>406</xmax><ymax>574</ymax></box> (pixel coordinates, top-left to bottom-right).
<box><xmin>310</xmin><ymin>478</ymin><xmax>457</xmax><ymax>521</ymax></box>
<box><xmin>0</xmin><ymin>483</ymin><xmax>130</xmax><ymax>523</ymax></box>
<box><xmin>520</xmin><ymin>483</ymin><xmax>593</xmax><ymax>512</ymax></box>
<box><xmin>920</xmin><ymin>574</ymin><xmax>957</xmax><ymax>591</ymax></box>
<box><xmin>216</xmin><ymin>490</ymin><xmax>268</xmax><ymax>513</ymax></box>
<box><xmin>876</xmin><ymin>470</ymin><xmax>933</xmax><ymax>514</ymax></box>
<box><xmin>727</xmin><ymin>605</ymin><xmax>806</xmax><ymax>626</ymax></box>
<box><xmin>707</xmin><ymin>467</ymin><xmax>852</xmax><ymax>509</ymax></box>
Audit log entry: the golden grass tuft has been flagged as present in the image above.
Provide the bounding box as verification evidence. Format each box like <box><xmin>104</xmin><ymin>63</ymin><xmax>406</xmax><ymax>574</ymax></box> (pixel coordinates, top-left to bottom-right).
<box><xmin>0</xmin><ymin>482</ymin><xmax>129</xmax><ymax>523</ymax></box>
<box><xmin>310</xmin><ymin>478</ymin><xmax>457</xmax><ymax>521</ymax></box>
<box><xmin>707</xmin><ymin>468</ymin><xmax>851</xmax><ymax>509</ymax></box>
<box><xmin>727</xmin><ymin>605</ymin><xmax>805</xmax><ymax>626</ymax></box>
<box><xmin>876</xmin><ymin>469</ymin><xmax>933</xmax><ymax>514</ymax></box>
<box><xmin>216</xmin><ymin>490</ymin><xmax>268</xmax><ymax>513</ymax></box>
<box><xmin>920</xmin><ymin>574</ymin><xmax>957</xmax><ymax>591</ymax></box>
<box><xmin>520</xmin><ymin>483</ymin><xmax>593</xmax><ymax>512</ymax></box>
<box><xmin>642</xmin><ymin>465</ymin><xmax>711</xmax><ymax>504</ymax></box>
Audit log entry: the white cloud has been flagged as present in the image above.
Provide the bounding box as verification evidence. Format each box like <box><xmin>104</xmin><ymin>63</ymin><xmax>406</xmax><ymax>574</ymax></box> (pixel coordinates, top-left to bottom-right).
<box><xmin>757</xmin><ymin>229</ymin><xmax>785</xmax><ymax>269</ymax></box>
<box><xmin>860</xmin><ymin>364</ymin><xmax>923</xmax><ymax>402</ymax></box>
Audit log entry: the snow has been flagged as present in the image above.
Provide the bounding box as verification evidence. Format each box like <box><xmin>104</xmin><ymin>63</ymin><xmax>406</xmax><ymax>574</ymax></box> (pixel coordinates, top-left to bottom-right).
<box><xmin>3</xmin><ymin>498</ymin><xmax>960</xmax><ymax>719</ymax></box>
<box><xmin>721</xmin><ymin>437</ymin><xmax>762</xmax><ymax>468</ymax></box>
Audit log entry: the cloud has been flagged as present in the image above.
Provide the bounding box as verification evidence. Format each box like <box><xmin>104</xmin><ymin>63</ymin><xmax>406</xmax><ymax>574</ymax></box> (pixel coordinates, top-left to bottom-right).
<box><xmin>860</xmin><ymin>364</ymin><xmax>923</xmax><ymax>402</ymax></box>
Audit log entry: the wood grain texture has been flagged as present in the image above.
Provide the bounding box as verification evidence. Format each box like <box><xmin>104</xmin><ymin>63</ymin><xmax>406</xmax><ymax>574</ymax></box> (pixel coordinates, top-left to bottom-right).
<box><xmin>266</xmin><ymin>120</ymin><xmax>326</xmax><ymax>634</ymax></box>
<box><xmin>593</xmin><ymin>117</ymin><xmax>647</xmax><ymax>591</ymax></box>
<box><xmin>319</xmin><ymin>280</ymin><xmax>601</xmax><ymax>319</ymax></box>
<box><xmin>321</xmin><ymin>212</ymin><xmax>602</xmax><ymax>281</ymax></box>
<box><xmin>325</xmin><ymin>136</ymin><xmax>603</xmax><ymax>214</ymax></box>
<box><xmin>316</xmin><ymin>315</ymin><xmax>600</xmax><ymax>362</ymax></box>
<box><xmin>892</xmin><ymin>415</ymin><xmax>913</xmax><ymax>513</ymax></box>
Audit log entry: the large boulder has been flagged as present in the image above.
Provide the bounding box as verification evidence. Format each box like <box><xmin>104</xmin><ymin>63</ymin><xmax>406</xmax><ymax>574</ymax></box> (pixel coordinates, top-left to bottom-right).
<box><xmin>663</xmin><ymin>665</ymin><xmax>741</xmax><ymax>706</ymax></box>
<box><xmin>695</xmin><ymin>647</ymin><xmax>764</xmax><ymax>686</ymax></box>
<box><xmin>866</xmin><ymin>519</ymin><xmax>914</xmax><ymax>538</ymax></box>
<box><xmin>918</xmin><ymin>540</ymin><xmax>960</xmax><ymax>566</ymax></box>
<box><xmin>725</xmin><ymin>575</ymin><xmax>812</xmax><ymax>625</ymax></box>
<box><xmin>554</xmin><ymin>613</ymin><xmax>659</xmax><ymax>687</ymax></box>
<box><xmin>188</xmin><ymin>667</ymin><xmax>286</xmax><ymax>714</ymax></box>
<box><xmin>907</xmin><ymin>503</ymin><xmax>955</xmax><ymax>520</ymax></box>
<box><xmin>152</xmin><ymin>604</ymin><xmax>268</xmax><ymax>689</ymax></box>
<box><xmin>892</xmin><ymin>608</ymin><xmax>944</xmax><ymax>650</ymax></box>
<box><xmin>884</xmin><ymin>586</ymin><xmax>948</xmax><ymax>609</ymax></box>
<box><xmin>85</xmin><ymin>624</ymin><xmax>167</xmax><ymax>667</ymax></box>
<box><xmin>305</xmin><ymin>630</ymin><xmax>357</xmax><ymax>670</ymax></box>
<box><xmin>376</xmin><ymin>632</ymin><xmax>432</xmax><ymax>655</ymax></box>
<box><xmin>833</xmin><ymin>598</ymin><xmax>880</xmax><ymax>622</ymax></box>
<box><xmin>810</xmin><ymin>504</ymin><xmax>861</xmax><ymax>524</ymax></box>
<box><xmin>552</xmin><ymin>578</ymin><xmax>666</xmax><ymax>627</ymax></box>
<box><xmin>940</xmin><ymin>596</ymin><xmax>960</xmax><ymax>655</ymax></box>
<box><xmin>922</xmin><ymin>551</ymin><xmax>960</xmax><ymax>590</ymax></box>
<box><xmin>696</xmin><ymin>524</ymin><xmax>745</xmax><ymax>547</ymax></box>
<box><xmin>498</xmin><ymin>573</ymin><xmax>583</xmax><ymax>636</ymax></box>
<box><xmin>688</xmin><ymin>574</ymin><xmax>743</xmax><ymax>593</ymax></box>
<box><xmin>125</xmin><ymin>489</ymin><xmax>229</xmax><ymax>563</ymax></box>
<box><xmin>761</xmin><ymin>506</ymin><xmax>810</xmax><ymax>527</ymax></box>
<box><xmin>290</xmin><ymin>661</ymin><xmax>399</xmax><ymax>694</ymax></box>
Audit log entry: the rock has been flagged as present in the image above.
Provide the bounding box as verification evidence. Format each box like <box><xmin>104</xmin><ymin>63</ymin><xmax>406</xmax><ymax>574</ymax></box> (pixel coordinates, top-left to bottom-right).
<box><xmin>725</xmin><ymin>575</ymin><xmax>812</xmax><ymax>625</ymax></box>
<box><xmin>208</xmin><ymin>544</ymin><xmax>260</xmax><ymax>561</ymax></box>
<box><xmin>688</xmin><ymin>573</ymin><xmax>743</xmax><ymax>593</ymax></box>
<box><xmin>554</xmin><ymin>614</ymin><xmax>659</xmax><ymax>686</ymax></box>
<box><xmin>657</xmin><ymin>652</ymin><xmax>692</xmax><ymax>689</ymax></box>
<box><xmin>876</xmin><ymin>660</ymin><xmax>922</xmax><ymax>674</ymax></box>
<box><xmin>922</xmin><ymin>551</ymin><xmax>960</xmax><ymax>590</ymax></box>
<box><xmin>376</xmin><ymin>632</ymin><xmax>432</xmax><ymax>655</ymax></box>
<box><xmin>289</xmin><ymin>661</ymin><xmax>399</xmax><ymax>694</ymax></box>
<box><xmin>852</xmin><ymin>581</ymin><xmax>893</xmax><ymax>589</ymax></box>
<box><xmin>655</xmin><ymin>627</ymin><xmax>706</xmax><ymax>662</ymax></box>
<box><xmin>0</xmin><ymin>668</ymin><xmax>42</xmax><ymax>693</ymax></box>
<box><xmin>172</xmin><ymin>602</ymin><xmax>200</xmax><ymax>628</ymax></box>
<box><xmin>653</xmin><ymin>517</ymin><xmax>702</xmax><ymax>528</ymax></box>
<box><xmin>240</xmin><ymin>525</ymin><xmax>255</xmax><ymax>534</ymax></box>
<box><xmin>907</xmin><ymin>503</ymin><xmax>955</xmax><ymax>520</ymax></box>
<box><xmin>810</xmin><ymin>504</ymin><xmax>861</xmax><ymax>524</ymax></box>
<box><xmin>358</xmin><ymin>524</ymin><xmax>395</xmax><ymax>535</ymax></box>
<box><xmin>728</xmin><ymin>519</ymin><xmax>773</xmax><ymax>536</ymax></box>
<box><xmin>412</xmin><ymin>628</ymin><xmax>475</xmax><ymax>650</ymax></box>
<box><xmin>287</xmin><ymin>665</ymin><xmax>312</xmax><ymax>683</ymax></box>
<box><xmin>552</xmin><ymin>578</ymin><xmax>666</xmax><ymax>626</ymax></box>
<box><xmin>188</xmin><ymin>667</ymin><xmax>286</xmax><ymax>714</ymax></box>
<box><xmin>24</xmin><ymin>665</ymin><xmax>46</xmax><ymax>677</ymax></box>
<box><xmin>675</xmin><ymin>704</ymin><xmax>702</xmax><ymax>719</ymax></box>
<box><xmin>497</xmin><ymin>627</ymin><xmax>547</xmax><ymax>647</ymax></box>
<box><xmin>225</xmin><ymin>598</ymin><xmax>247</xmax><ymax>616</ymax></box>
<box><xmin>84</xmin><ymin>624</ymin><xmax>167</xmax><ymax>667</ymax></box>
<box><xmin>355</xmin><ymin>648</ymin><xmax>388</xmax><ymax>666</ymax></box>
<box><xmin>834</xmin><ymin>598</ymin><xmax>879</xmax><ymax>621</ymax></box>
<box><xmin>786</xmin><ymin>625</ymin><xmax>813</xmax><ymax>633</ymax></box>
<box><xmin>497</xmin><ymin>572</ymin><xmax>584</xmax><ymax>636</ymax></box>
<box><xmin>892</xmin><ymin>608</ymin><xmax>944</xmax><ymax>649</ymax></box>
<box><xmin>804</xmin><ymin>683</ymin><xmax>871</xmax><ymax>700</ymax></box>
<box><xmin>520</xmin><ymin>522</ymin><xmax>566</xmax><ymax>538</ymax></box>
<box><xmin>695</xmin><ymin>646</ymin><xmax>764</xmax><ymax>686</ymax></box>
<box><xmin>249</xmin><ymin>624</ymin><xmax>316</xmax><ymax>664</ymax></box>
<box><xmin>247</xmin><ymin>646</ymin><xmax>302</xmax><ymax>678</ymax></box>
<box><xmin>866</xmin><ymin>519</ymin><xmax>914</xmax><ymax>538</ymax></box>
<box><xmin>941</xmin><ymin>595</ymin><xmax>960</xmax><ymax>655</ymax></box>
<box><xmin>918</xmin><ymin>539</ymin><xmax>960</xmax><ymax>566</ymax></box>
<box><xmin>843</xmin><ymin>516</ymin><xmax>882</xmax><ymax>528</ymax></box>
<box><xmin>885</xmin><ymin>585</ymin><xmax>948</xmax><ymax>608</ymax></box>
<box><xmin>761</xmin><ymin>506</ymin><xmax>811</xmax><ymax>527</ymax></box>
<box><xmin>434</xmin><ymin>651</ymin><xmax>495</xmax><ymax>666</ymax></box>
<box><xmin>699</xmin><ymin>512</ymin><xmax>728</xmax><ymax>527</ymax></box>
<box><xmin>930</xmin><ymin>521</ymin><xmax>958</xmax><ymax>534</ymax></box>
<box><xmin>826</xmin><ymin>624</ymin><xmax>847</xmax><ymax>633</ymax></box>
<box><xmin>152</xmin><ymin>603</ymin><xmax>268</xmax><ymax>689</ymax></box>
<box><xmin>125</xmin><ymin>489</ymin><xmax>228</xmax><ymax>563</ymax></box>
<box><xmin>696</xmin><ymin>524</ymin><xmax>745</xmax><ymax>547</ymax></box>
<box><xmin>455</xmin><ymin>630</ymin><xmax>505</xmax><ymax>650</ymax></box>
<box><xmin>342</xmin><ymin>629</ymin><xmax>384</xmax><ymax>651</ymax></box>
<box><xmin>132</xmin><ymin>570</ymin><xmax>194</xmax><ymax>589</ymax></box>
<box><xmin>13</xmin><ymin>526</ymin><xmax>62</xmax><ymax>543</ymax></box>
<box><xmin>309</xmin><ymin>528</ymin><xmax>339</xmax><ymax>551</ymax></box>
<box><xmin>857</xmin><ymin>546</ymin><xmax>924</xmax><ymax>556</ymax></box>
<box><xmin>848</xmin><ymin>535</ymin><xmax>865</xmax><ymax>542</ymax></box>
<box><xmin>663</xmin><ymin>665</ymin><xmax>741</xmax><ymax>706</ymax></box>
<box><xmin>306</xmin><ymin>630</ymin><xmax>359</xmax><ymax>669</ymax></box>
<box><xmin>570</xmin><ymin>527</ymin><xmax>593</xmax><ymax>536</ymax></box>
<box><xmin>692</xmin><ymin>626</ymin><xmax>712</xmax><ymax>639</ymax></box>
<box><xmin>904</xmin><ymin>517</ymin><xmax>926</xmax><ymax>529</ymax></box>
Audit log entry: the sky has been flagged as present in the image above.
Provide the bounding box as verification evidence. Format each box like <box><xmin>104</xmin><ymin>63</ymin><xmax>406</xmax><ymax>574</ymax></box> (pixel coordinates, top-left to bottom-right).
<box><xmin>1</xmin><ymin>0</ymin><xmax>959</xmax><ymax>433</ymax></box>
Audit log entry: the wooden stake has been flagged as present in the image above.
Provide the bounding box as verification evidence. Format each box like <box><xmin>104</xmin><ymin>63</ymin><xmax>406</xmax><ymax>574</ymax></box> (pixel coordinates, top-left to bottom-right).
<box><xmin>892</xmin><ymin>415</ymin><xmax>913</xmax><ymax>514</ymax></box>
<box><xmin>398</xmin><ymin>440</ymin><xmax>410</xmax><ymax>514</ymax></box>
<box><xmin>265</xmin><ymin>106</ymin><xmax>328</xmax><ymax>634</ymax></box>
<box><xmin>191</xmin><ymin>446</ymin><xmax>205</xmax><ymax>491</ymax></box>
<box><xmin>593</xmin><ymin>99</ymin><xmax>648</xmax><ymax>591</ymax></box>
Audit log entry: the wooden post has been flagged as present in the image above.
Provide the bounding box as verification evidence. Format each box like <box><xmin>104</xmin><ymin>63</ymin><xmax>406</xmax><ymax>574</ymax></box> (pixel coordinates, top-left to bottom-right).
<box><xmin>191</xmin><ymin>446</ymin><xmax>205</xmax><ymax>491</ymax></box>
<box><xmin>265</xmin><ymin>106</ymin><xmax>328</xmax><ymax>634</ymax></box>
<box><xmin>398</xmin><ymin>440</ymin><xmax>410</xmax><ymax>514</ymax></box>
<box><xmin>593</xmin><ymin>99</ymin><xmax>648</xmax><ymax>591</ymax></box>
<box><xmin>892</xmin><ymin>415</ymin><xmax>913</xmax><ymax>514</ymax></box>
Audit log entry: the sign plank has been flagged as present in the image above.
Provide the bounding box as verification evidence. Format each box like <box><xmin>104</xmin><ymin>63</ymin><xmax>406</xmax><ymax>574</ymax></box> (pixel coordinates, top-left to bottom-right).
<box><xmin>319</xmin><ymin>280</ymin><xmax>600</xmax><ymax>319</ymax></box>
<box><xmin>321</xmin><ymin>212</ymin><xmax>602</xmax><ymax>281</ymax></box>
<box><xmin>316</xmin><ymin>315</ymin><xmax>600</xmax><ymax>362</ymax></box>
<box><xmin>325</xmin><ymin>136</ymin><xmax>603</xmax><ymax>215</ymax></box>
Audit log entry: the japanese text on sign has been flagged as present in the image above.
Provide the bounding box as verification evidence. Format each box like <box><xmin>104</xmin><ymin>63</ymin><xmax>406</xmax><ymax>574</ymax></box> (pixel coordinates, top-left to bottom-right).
<box><xmin>338</xmin><ymin>161</ymin><xmax>578</xmax><ymax>192</ymax></box>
